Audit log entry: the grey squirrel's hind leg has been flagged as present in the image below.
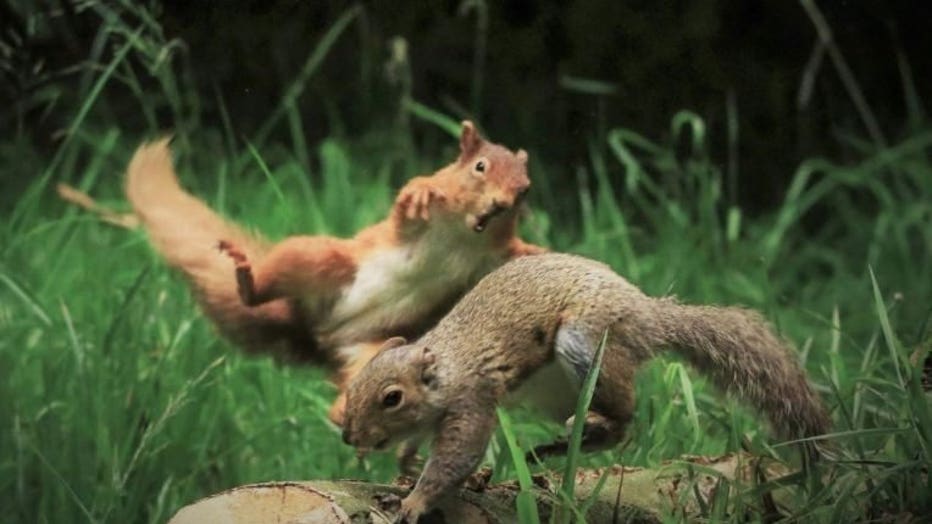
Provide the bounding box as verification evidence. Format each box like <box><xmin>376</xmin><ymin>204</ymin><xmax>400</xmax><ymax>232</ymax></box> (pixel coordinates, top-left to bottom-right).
<box><xmin>529</xmin><ymin>321</ymin><xmax>636</xmax><ymax>461</ymax></box>
<box><xmin>527</xmin><ymin>410</ymin><xmax>628</xmax><ymax>461</ymax></box>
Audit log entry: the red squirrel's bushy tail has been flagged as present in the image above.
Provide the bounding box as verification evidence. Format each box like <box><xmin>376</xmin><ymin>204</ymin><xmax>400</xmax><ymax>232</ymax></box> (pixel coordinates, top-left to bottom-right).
<box><xmin>126</xmin><ymin>139</ymin><xmax>314</xmax><ymax>361</ymax></box>
<box><xmin>658</xmin><ymin>301</ymin><xmax>830</xmax><ymax>440</ymax></box>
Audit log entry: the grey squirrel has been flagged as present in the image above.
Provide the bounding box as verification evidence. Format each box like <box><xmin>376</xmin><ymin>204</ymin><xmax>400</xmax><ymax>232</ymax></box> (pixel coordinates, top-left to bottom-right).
<box><xmin>342</xmin><ymin>253</ymin><xmax>830</xmax><ymax>523</ymax></box>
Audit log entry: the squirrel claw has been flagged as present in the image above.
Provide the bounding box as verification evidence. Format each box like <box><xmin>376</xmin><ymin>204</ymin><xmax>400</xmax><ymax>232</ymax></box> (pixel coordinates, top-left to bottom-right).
<box><xmin>397</xmin><ymin>184</ymin><xmax>445</xmax><ymax>222</ymax></box>
<box><xmin>526</xmin><ymin>439</ymin><xmax>570</xmax><ymax>461</ymax></box>
<box><xmin>394</xmin><ymin>498</ymin><xmax>426</xmax><ymax>524</ymax></box>
<box><xmin>464</xmin><ymin>467</ymin><xmax>493</xmax><ymax>492</ymax></box>
<box><xmin>374</xmin><ymin>492</ymin><xmax>403</xmax><ymax>513</ymax></box>
<box><xmin>217</xmin><ymin>239</ymin><xmax>250</xmax><ymax>268</ymax></box>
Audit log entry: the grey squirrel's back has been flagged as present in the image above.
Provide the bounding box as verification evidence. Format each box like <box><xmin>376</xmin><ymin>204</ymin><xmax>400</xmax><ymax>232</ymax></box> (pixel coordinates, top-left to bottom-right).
<box><xmin>499</xmin><ymin>252</ymin><xmax>616</xmax><ymax>277</ymax></box>
<box><xmin>440</xmin><ymin>253</ymin><xmax>617</xmax><ymax>316</ymax></box>
<box><xmin>422</xmin><ymin>253</ymin><xmax>644</xmax><ymax>353</ymax></box>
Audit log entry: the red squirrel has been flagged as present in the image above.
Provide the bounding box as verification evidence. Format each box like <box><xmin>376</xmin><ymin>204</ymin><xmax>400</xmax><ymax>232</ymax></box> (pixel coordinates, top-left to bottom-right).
<box><xmin>125</xmin><ymin>122</ymin><xmax>545</xmax><ymax>424</ymax></box>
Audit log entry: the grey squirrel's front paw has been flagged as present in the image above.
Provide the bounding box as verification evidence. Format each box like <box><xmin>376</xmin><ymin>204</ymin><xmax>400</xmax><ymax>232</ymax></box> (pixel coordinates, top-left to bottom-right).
<box><xmin>392</xmin><ymin>508</ymin><xmax>419</xmax><ymax>523</ymax></box>
<box><xmin>396</xmin><ymin>438</ymin><xmax>424</xmax><ymax>476</ymax></box>
<box><xmin>374</xmin><ymin>492</ymin><xmax>412</xmax><ymax>523</ymax></box>
<box><xmin>374</xmin><ymin>491</ymin><xmax>402</xmax><ymax>513</ymax></box>
<box><xmin>393</xmin><ymin>494</ymin><xmax>427</xmax><ymax>524</ymax></box>
<box><xmin>374</xmin><ymin>492</ymin><xmax>428</xmax><ymax>523</ymax></box>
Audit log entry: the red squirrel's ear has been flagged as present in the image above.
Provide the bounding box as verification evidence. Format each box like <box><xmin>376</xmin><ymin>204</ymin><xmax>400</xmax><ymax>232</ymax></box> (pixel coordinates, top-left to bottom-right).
<box><xmin>378</xmin><ymin>337</ymin><xmax>407</xmax><ymax>353</ymax></box>
<box><xmin>516</xmin><ymin>149</ymin><xmax>528</xmax><ymax>163</ymax></box>
<box><xmin>459</xmin><ymin>120</ymin><xmax>482</xmax><ymax>158</ymax></box>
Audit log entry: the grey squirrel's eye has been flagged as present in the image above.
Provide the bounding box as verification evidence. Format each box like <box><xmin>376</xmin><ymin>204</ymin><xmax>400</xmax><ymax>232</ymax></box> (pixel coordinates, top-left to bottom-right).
<box><xmin>382</xmin><ymin>390</ymin><xmax>403</xmax><ymax>409</ymax></box>
<box><xmin>474</xmin><ymin>160</ymin><xmax>486</xmax><ymax>173</ymax></box>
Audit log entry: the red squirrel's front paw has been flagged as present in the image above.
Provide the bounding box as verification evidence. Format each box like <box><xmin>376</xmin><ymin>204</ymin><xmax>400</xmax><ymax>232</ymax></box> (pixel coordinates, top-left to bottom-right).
<box><xmin>396</xmin><ymin>184</ymin><xmax>446</xmax><ymax>221</ymax></box>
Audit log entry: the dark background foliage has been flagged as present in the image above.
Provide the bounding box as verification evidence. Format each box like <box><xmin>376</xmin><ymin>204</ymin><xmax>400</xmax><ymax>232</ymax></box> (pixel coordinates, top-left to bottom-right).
<box><xmin>3</xmin><ymin>0</ymin><xmax>929</xmax><ymax>213</ymax></box>
<box><xmin>3</xmin><ymin>3</ymin><xmax>931</xmax><ymax>522</ymax></box>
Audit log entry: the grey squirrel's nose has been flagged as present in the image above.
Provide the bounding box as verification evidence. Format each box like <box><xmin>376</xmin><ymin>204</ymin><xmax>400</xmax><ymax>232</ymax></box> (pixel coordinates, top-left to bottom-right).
<box><xmin>341</xmin><ymin>428</ymin><xmax>352</xmax><ymax>445</ymax></box>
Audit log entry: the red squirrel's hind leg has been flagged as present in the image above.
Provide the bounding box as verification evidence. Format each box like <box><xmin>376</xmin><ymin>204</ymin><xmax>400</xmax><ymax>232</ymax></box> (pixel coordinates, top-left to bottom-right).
<box><xmin>217</xmin><ymin>240</ymin><xmax>259</xmax><ymax>305</ymax></box>
<box><xmin>218</xmin><ymin>236</ymin><xmax>358</xmax><ymax>307</ymax></box>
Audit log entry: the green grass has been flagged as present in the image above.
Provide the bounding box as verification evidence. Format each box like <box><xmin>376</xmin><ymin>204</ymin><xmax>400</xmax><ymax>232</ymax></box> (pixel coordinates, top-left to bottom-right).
<box><xmin>2</xmin><ymin>3</ymin><xmax>931</xmax><ymax>523</ymax></box>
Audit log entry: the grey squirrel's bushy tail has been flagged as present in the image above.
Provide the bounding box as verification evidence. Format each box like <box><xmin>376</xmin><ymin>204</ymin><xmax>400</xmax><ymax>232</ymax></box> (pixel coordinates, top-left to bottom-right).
<box><xmin>125</xmin><ymin>139</ymin><xmax>314</xmax><ymax>361</ymax></box>
<box><xmin>659</xmin><ymin>300</ymin><xmax>830</xmax><ymax>439</ymax></box>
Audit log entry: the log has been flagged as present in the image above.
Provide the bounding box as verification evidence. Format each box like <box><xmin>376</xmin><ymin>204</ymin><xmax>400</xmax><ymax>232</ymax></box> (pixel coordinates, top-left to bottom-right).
<box><xmin>167</xmin><ymin>452</ymin><xmax>792</xmax><ymax>523</ymax></box>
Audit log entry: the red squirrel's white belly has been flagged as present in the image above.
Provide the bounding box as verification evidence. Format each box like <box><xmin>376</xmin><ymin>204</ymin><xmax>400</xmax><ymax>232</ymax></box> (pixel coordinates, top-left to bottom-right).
<box><xmin>316</xmin><ymin>218</ymin><xmax>503</xmax><ymax>354</ymax></box>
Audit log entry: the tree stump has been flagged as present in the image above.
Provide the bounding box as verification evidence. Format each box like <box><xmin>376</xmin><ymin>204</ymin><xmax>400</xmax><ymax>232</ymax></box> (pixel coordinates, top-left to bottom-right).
<box><xmin>168</xmin><ymin>452</ymin><xmax>791</xmax><ymax>523</ymax></box>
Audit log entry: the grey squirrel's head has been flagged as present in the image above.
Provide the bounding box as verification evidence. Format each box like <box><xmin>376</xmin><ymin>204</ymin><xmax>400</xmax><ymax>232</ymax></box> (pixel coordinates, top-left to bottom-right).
<box><xmin>341</xmin><ymin>337</ymin><xmax>442</xmax><ymax>455</ymax></box>
<box><xmin>454</xmin><ymin>121</ymin><xmax>531</xmax><ymax>233</ymax></box>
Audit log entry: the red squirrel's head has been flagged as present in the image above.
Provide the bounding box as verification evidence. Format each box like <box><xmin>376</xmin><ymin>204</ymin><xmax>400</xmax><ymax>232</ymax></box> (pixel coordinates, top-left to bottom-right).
<box><xmin>454</xmin><ymin>121</ymin><xmax>531</xmax><ymax>233</ymax></box>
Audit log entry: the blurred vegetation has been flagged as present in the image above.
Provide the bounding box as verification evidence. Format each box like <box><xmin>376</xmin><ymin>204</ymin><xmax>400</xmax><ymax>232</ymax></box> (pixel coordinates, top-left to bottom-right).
<box><xmin>0</xmin><ymin>1</ymin><xmax>930</xmax><ymax>522</ymax></box>
<box><xmin>4</xmin><ymin>1</ymin><xmax>930</xmax><ymax>211</ymax></box>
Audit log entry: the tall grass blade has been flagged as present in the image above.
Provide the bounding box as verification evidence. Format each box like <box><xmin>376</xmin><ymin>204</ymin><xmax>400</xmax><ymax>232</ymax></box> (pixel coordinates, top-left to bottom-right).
<box><xmin>555</xmin><ymin>329</ymin><xmax>608</xmax><ymax>524</ymax></box>
<box><xmin>0</xmin><ymin>272</ymin><xmax>52</xmax><ymax>326</ymax></box>
<box><xmin>868</xmin><ymin>266</ymin><xmax>905</xmax><ymax>389</ymax></box>
<box><xmin>9</xmin><ymin>29</ymin><xmax>141</xmax><ymax>235</ymax></box>
<box><xmin>28</xmin><ymin>442</ymin><xmax>99</xmax><ymax>524</ymax></box>
<box><xmin>496</xmin><ymin>408</ymin><xmax>542</xmax><ymax>524</ymax></box>
<box><xmin>254</xmin><ymin>5</ymin><xmax>363</xmax><ymax>145</ymax></box>
<box><xmin>403</xmin><ymin>99</ymin><xmax>461</xmax><ymax>137</ymax></box>
<box><xmin>244</xmin><ymin>141</ymin><xmax>287</xmax><ymax>208</ymax></box>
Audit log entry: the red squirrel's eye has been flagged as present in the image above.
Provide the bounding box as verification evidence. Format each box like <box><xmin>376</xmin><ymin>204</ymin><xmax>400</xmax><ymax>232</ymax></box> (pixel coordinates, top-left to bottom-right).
<box><xmin>474</xmin><ymin>160</ymin><xmax>486</xmax><ymax>173</ymax></box>
<box><xmin>382</xmin><ymin>390</ymin><xmax>403</xmax><ymax>409</ymax></box>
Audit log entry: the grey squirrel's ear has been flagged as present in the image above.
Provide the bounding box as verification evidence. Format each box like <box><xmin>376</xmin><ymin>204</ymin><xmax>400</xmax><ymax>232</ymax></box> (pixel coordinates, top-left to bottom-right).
<box><xmin>378</xmin><ymin>336</ymin><xmax>407</xmax><ymax>353</ymax></box>
<box><xmin>419</xmin><ymin>346</ymin><xmax>437</xmax><ymax>387</ymax></box>
<box><xmin>459</xmin><ymin>120</ymin><xmax>482</xmax><ymax>159</ymax></box>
